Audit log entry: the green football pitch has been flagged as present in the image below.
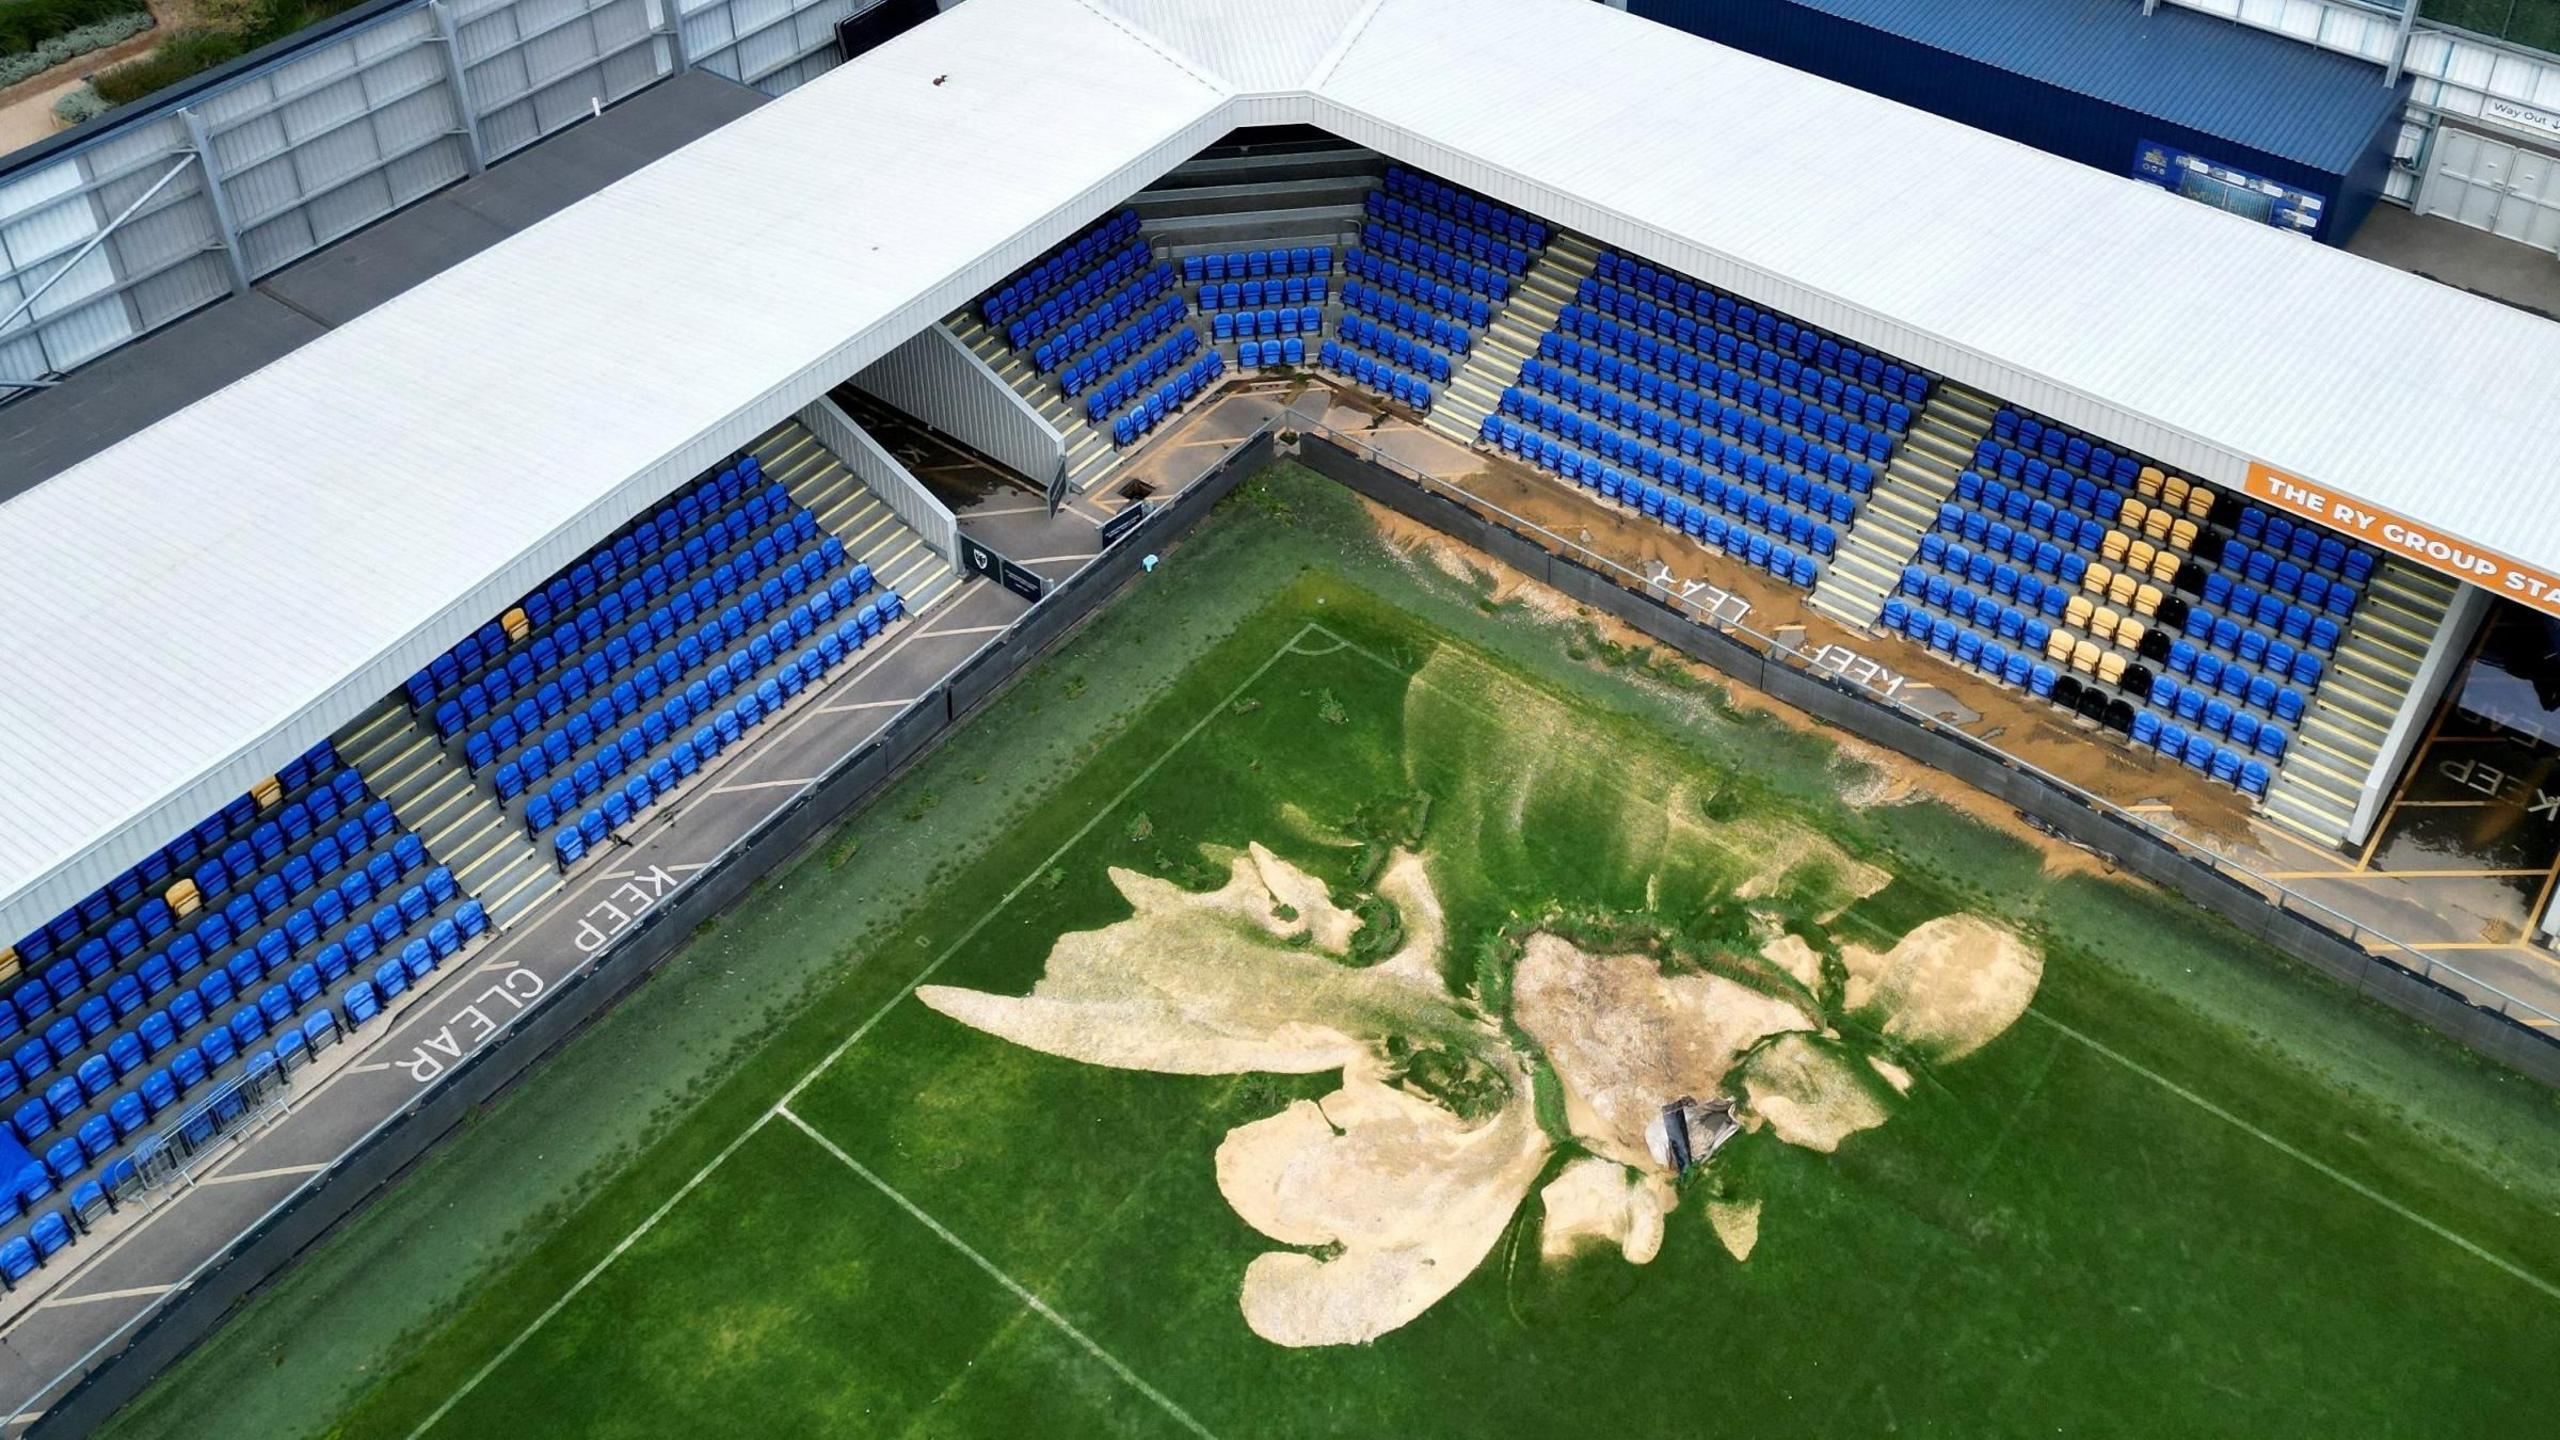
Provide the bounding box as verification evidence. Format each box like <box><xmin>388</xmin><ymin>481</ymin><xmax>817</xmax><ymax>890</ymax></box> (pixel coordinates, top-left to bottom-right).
<box><xmin>109</xmin><ymin>468</ymin><xmax>2560</xmax><ymax>1439</ymax></box>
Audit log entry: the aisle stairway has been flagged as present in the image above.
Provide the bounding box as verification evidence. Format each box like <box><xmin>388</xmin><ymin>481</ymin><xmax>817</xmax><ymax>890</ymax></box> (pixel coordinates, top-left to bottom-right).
<box><xmin>942</xmin><ymin>314</ymin><xmax>1118</xmax><ymax>491</ymax></box>
<box><xmin>754</xmin><ymin>418</ymin><xmax>963</xmax><ymax>615</ymax></box>
<box><xmin>2259</xmin><ymin>561</ymin><xmax>2463</xmax><ymax>844</ymax></box>
<box><xmin>1808</xmin><ymin>381</ymin><xmax>1998</xmax><ymax>630</ymax></box>
<box><xmin>1426</xmin><ymin>232</ymin><xmax>1600</xmax><ymax>445</ymax></box>
<box><xmin>332</xmin><ymin>700</ymin><xmax>557</xmax><ymax>929</ymax></box>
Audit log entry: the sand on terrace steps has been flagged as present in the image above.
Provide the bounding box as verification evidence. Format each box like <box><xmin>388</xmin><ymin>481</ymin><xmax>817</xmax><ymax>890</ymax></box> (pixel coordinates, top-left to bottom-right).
<box><xmin>1841</xmin><ymin>913</ymin><xmax>2043</xmax><ymax>1061</ymax></box>
<box><xmin>1513</xmin><ymin>933</ymin><xmax>1814</xmax><ymax>1172</ymax></box>
<box><xmin>916</xmin><ymin>848</ymin><xmax>1460</xmax><ymax>1078</ymax></box>
<box><xmin>1739</xmin><ymin>1033</ymin><xmax>1890</xmax><ymax>1153</ymax></box>
<box><xmin>1537</xmin><ymin>1157</ymin><xmax>1671</xmax><ymax>1264</ymax></box>
<box><xmin>1218</xmin><ymin>1054</ymin><xmax>1546</xmax><ymax>1347</ymax></box>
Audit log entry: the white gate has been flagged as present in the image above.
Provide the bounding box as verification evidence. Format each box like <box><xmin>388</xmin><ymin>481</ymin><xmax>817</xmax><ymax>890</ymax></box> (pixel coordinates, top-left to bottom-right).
<box><xmin>2417</xmin><ymin>126</ymin><xmax>2560</xmax><ymax>253</ymax></box>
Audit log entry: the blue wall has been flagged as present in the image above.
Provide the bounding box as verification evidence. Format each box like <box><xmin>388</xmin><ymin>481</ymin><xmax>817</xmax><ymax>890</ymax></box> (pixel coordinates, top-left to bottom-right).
<box><xmin>1632</xmin><ymin>0</ymin><xmax>2408</xmax><ymax>245</ymax></box>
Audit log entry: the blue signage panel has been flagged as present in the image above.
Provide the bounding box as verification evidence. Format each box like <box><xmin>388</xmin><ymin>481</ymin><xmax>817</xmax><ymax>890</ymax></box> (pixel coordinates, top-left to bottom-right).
<box><xmin>2132</xmin><ymin>138</ymin><xmax>2325</xmax><ymax>235</ymax></box>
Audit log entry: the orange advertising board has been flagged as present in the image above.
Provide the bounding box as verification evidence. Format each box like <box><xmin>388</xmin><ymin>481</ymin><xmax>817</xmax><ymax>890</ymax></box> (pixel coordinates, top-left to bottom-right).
<box><xmin>2242</xmin><ymin>462</ymin><xmax>2560</xmax><ymax>609</ymax></box>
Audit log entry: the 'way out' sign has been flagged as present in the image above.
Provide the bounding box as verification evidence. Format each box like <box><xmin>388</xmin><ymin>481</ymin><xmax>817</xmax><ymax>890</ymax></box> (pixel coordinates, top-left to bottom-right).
<box><xmin>2244</xmin><ymin>462</ymin><xmax>2555</xmax><ymax>609</ymax></box>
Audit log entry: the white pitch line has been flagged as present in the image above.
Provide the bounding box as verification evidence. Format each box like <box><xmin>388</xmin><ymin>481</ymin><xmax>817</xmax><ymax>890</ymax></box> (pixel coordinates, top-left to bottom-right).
<box><xmin>404</xmin><ymin>1114</ymin><xmax>777</xmax><ymax>1440</ymax></box>
<box><xmin>708</xmin><ymin>777</ymin><xmax>821</xmax><ymax>796</ymax></box>
<box><xmin>815</xmin><ymin>696</ymin><xmax>923</xmax><ymax>716</ymax></box>
<box><xmin>31</xmin><ymin>1284</ymin><xmax>172</xmax><ymax>1312</ymax></box>
<box><xmin>417</xmin><ymin>624</ymin><xmax>1324</xmax><ymax>1432</ymax></box>
<box><xmin>776</xmin><ymin>1107</ymin><xmax>1216</xmax><ymax>1439</ymax></box>
<box><xmin>2027</xmin><ymin>1009</ymin><xmax>2560</xmax><ymax>1303</ymax></box>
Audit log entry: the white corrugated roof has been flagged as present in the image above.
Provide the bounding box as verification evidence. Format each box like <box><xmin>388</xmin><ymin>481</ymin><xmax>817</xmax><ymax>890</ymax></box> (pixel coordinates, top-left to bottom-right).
<box><xmin>6</xmin><ymin>0</ymin><xmax>2559</xmax><ymax>940</ymax></box>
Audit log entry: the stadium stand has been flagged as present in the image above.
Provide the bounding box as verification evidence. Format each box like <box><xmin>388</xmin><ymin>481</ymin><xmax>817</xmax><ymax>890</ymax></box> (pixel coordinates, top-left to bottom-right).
<box><xmin>0</xmin><ymin>741</ymin><xmax>476</xmax><ymax>1282</ymax></box>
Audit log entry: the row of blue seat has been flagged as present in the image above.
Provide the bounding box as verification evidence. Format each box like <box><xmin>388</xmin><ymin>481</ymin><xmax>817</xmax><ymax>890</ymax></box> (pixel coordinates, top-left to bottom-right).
<box><xmin>552</xmin><ymin>594</ymin><xmax>906</xmax><ymax>869</ymax></box>
<box><xmin>1026</xmin><ymin>259</ymin><xmax>1175</xmax><ymax>373</ymax></box>
<box><xmin>1382</xmin><ymin>165</ymin><xmax>1546</xmax><ymax>250</ymax></box>
<box><xmin>451</xmin><ymin>486</ymin><xmax>801</xmax><ymax>751</ymax></box>
<box><xmin>1109</xmin><ymin>350</ymin><xmax>1226</xmax><ymax>447</ymax></box>
<box><xmin>1530</xmin><ymin>332</ymin><xmax>1888</xmax><ymax>485</ymax></box>
<box><xmin>1197</xmin><ymin>275</ymin><xmax>1327</xmax><ymax>312</ymax></box>
<box><xmin>1210</xmin><ymin>307</ymin><xmax>1321</xmax><ymax>344</ymax></box>
<box><xmin>1509</xmin><ymin>366</ymin><xmax>1871</xmax><ymax>516</ymax></box>
<box><xmin>412</xmin><ymin>463</ymin><xmax>770</xmax><ymax>719</ymax></box>
<box><xmin>1556</xmin><ymin>298</ymin><xmax>1907</xmax><ymax>463</ymax></box>
<box><xmin>1354</xmin><ymin>221</ymin><xmax>1513</xmax><ymax>302</ymax></box>
<box><xmin>1879</xmin><ymin>601</ymin><xmax>2280</xmax><ymax>792</ymax></box>
<box><xmin>1238</xmin><ymin>337</ymin><xmax>1303</xmax><ymax>369</ymax></box>
<box><xmin>7</xmin><ymin>737</ymin><xmax>341</xmax><ymax>985</ymax></box>
<box><xmin>1480</xmin><ymin>409</ymin><xmax>1840</xmax><ymax>564</ymax></box>
<box><xmin>2235</xmin><ymin>506</ymin><xmax>2373</xmax><ymax>585</ymax></box>
<box><xmin>1593</xmin><ymin>251</ymin><xmax>1931</xmax><ymax>407</ymax></box>
<box><xmin>1322</xmin><ymin>350</ymin><xmax>1434</xmax><ymax>412</ymax></box>
<box><xmin>3</xmin><ymin>810</ymin><xmax>410</xmax><ymax>1134</ymax></box>
<box><xmin>500</xmin><ymin>528</ymin><xmax>846</xmax><ymax>809</ymax></box>
<box><xmin>1361</xmin><ymin>192</ymin><xmax>1531</xmax><ymax>275</ymax></box>
<box><xmin>981</xmin><ymin>208</ymin><xmax>1141</xmax><ymax>327</ymax></box>
<box><xmin>9</xmin><ymin>766</ymin><xmax>365</xmax><ymax>1042</ymax></box>
<box><xmin>1081</xmin><ymin>327</ymin><xmax>1202</xmax><ymax>429</ymax></box>
<box><xmin>1339</xmin><ymin>249</ymin><xmax>1495</xmax><ymax>329</ymax></box>
<box><xmin>1339</xmin><ymin>280</ymin><xmax>1472</xmax><ymax>356</ymax></box>
<box><xmin>1002</xmin><ymin>242</ymin><xmax>1156</xmax><ymax>353</ymax></box>
<box><xmin>1181</xmin><ymin>245</ymin><xmax>1331</xmax><ymax>284</ymax></box>
<box><xmin>1565</xmin><ymin>289</ymin><xmax>1912</xmax><ymax>447</ymax></box>
<box><xmin>1058</xmin><ymin>295</ymin><xmax>1187</xmax><ymax>397</ymax></box>
<box><xmin>1332</xmin><ymin>319</ymin><xmax>1454</xmax><ymax>384</ymax></box>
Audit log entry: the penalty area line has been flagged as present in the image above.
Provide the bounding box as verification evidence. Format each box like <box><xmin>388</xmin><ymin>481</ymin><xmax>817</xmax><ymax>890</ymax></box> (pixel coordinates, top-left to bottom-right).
<box><xmin>2027</xmin><ymin>1009</ymin><xmax>2560</xmax><ymax>1304</ymax></box>
<box><xmin>404</xmin><ymin>1113</ymin><xmax>778</xmax><ymax>1439</ymax></box>
<box><xmin>777</xmin><ymin>1106</ymin><xmax>1218</xmax><ymax>1440</ymax></box>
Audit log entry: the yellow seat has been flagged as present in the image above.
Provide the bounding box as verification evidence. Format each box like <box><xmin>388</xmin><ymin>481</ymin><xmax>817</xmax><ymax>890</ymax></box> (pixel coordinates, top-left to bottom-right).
<box><xmin>2064</xmin><ymin>594</ymin><xmax>2096</xmax><ymax>631</ymax></box>
<box><xmin>2101</xmin><ymin>530</ymin><xmax>2130</xmax><ymax>564</ymax></box>
<box><xmin>502</xmin><ymin>607</ymin><xmax>531</xmax><ymax>643</ymax></box>
<box><xmin>167</xmin><ymin>878</ymin><xmax>201</xmax><ymax>918</ymax></box>
<box><xmin>2119</xmin><ymin>497</ymin><xmax>2148</xmax><ymax>531</ymax></box>
<box><xmin>2128</xmin><ymin>539</ymin><xmax>2158</xmax><ymax>574</ymax></box>
<box><xmin>2163</xmin><ymin>475</ymin><xmax>2191</xmax><ymax>510</ymax></box>
<box><xmin>251</xmin><ymin>775</ymin><xmax>283</xmax><ymax>809</ymax></box>
<box><xmin>2133</xmin><ymin>583</ymin><xmax>2164</xmax><ymax>617</ymax></box>
<box><xmin>2150</xmin><ymin>549</ymin><xmax>2181</xmax><ymax>583</ymax></box>
<box><xmin>0</xmin><ymin>947</ymin><xmax>15</xmax><ymax>985</ymax></box>
<box><xmin>2090</xmin><ymin>607</ymin><xmax>2121</xmax><ymax>645</ymax></box>
<box><xmin>2169</xmin><ymin>517</ymin><xmax>2199</xmax><ymax>551</ymax></box>
<box><xmin>2142</xmin><ymin>509</ymin><xmax>2173</xmax><ymax>542</ymax></box>
<box><xmin>2108</xmin><ymin>572</ymin><xmax>2138</xmax><ymax>608</ymax></box>
<box><xmin>2137</xmin><ymin>465</ymin><xmax>2165</xmax><ymax>499</ymax></box>
<box><xmin>2072</xmin><ymin>639</ymin><xmax>2102</xmax><ymax>674</ymax></box>
<box><xmin>2117</xmin><ymin>617</ymin><xmax>2148</xmax><ymax>652</ymax></box>
<box><xmin>2047</xmin><ymin>628</ymin><xmax>2075</xmax><ymax>662</ymax></box>
<box><xmin>2082</xmin><ymin>561</ymin><xmax>2113</xmax><ymax>596</ymax></box>
<box><xmin>2097</xmin><ymin>651</ymin><xmax>2127</xmax><ymax>685</ymax></box>
<box><xmin>2184</xmin><ymin>483</ymin><xmax>2215</xmax><ymax>519</ymax></box>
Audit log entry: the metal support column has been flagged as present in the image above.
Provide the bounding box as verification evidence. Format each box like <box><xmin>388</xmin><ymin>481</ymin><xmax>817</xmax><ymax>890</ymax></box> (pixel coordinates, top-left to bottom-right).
<box><xmin>178</xmin><ymin>109</ymin><xmax>252</xmax><ymax>298</ymax></box>
<box><xmin>2387</xmin><ymin>0</ymin><xmax>2419</xmax><ymax>87</ymax></box>
<box><xmin>663</xmin><ymin>0</ymin><xmax>691</xmax><ymax>70</ymax></box>
<box><xmin>427</xmin><ymin>0</ymin><xmax>489</xmax><ymax>175</ymax></box>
